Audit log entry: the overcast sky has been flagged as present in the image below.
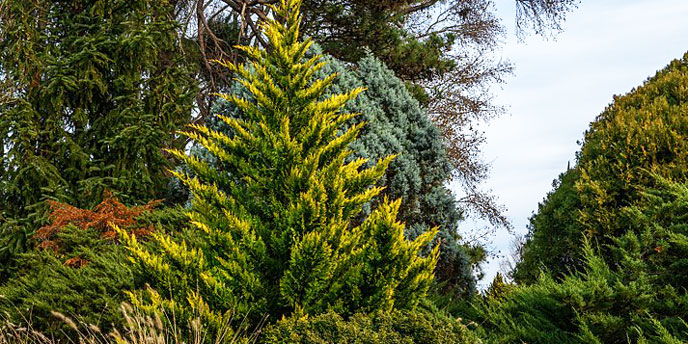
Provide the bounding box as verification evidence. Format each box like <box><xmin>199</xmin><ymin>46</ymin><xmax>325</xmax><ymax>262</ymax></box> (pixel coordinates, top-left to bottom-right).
<box><xmin>451</xmin><ymin>0</ymin><xmax>688</xmax><ymax>289</ymax></box>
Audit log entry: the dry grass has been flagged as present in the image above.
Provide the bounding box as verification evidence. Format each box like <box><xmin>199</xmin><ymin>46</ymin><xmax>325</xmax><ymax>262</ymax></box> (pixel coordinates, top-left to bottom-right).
<box><xmin>0</xmin><ymin>301</ymin><xmax>254</xmax><ymax>344</ymax></box>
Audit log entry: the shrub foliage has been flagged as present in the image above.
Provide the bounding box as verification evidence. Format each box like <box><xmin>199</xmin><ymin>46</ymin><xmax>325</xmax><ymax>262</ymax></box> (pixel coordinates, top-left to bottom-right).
<box><xmin>262</xmin><ymin>309</ymin><xmax>481</xmax><ymax>344</ymax></box>
<box><xmin>473</xmin><ymin>179</ymin><xmax>688</xmax><ymax>343</ymax></box>
<box><xmin>516</xmin><ymin>52</ymin><xmax>688</xmax><ymax>283</ymax></box>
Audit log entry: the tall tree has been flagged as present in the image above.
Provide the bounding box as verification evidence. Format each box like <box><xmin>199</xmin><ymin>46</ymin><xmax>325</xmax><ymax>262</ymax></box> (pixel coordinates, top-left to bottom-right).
<box><xmin>121</xmin><ymin>0</ymin><xmax>438</xmax><ymax>334</ymax></box>
<box><xmin>0</xmin><ymin>0</ymin><xmax>195</xmax><ymax>277</ymax></box>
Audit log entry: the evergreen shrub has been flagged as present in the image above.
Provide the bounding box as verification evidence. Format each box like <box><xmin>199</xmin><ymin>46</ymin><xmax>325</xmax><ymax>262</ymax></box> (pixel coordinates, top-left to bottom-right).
<box><xmin>261</xmin><ymin>309</ymin><xmax>481</xmax><ymax>344</ymax></box>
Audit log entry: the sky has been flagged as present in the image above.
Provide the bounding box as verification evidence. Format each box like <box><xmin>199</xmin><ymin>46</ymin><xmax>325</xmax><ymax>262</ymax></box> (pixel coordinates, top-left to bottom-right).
<box><xmin>451</xmin><ymin>0</ymin><xmax>688</xmax><ymax>289</ymax></box>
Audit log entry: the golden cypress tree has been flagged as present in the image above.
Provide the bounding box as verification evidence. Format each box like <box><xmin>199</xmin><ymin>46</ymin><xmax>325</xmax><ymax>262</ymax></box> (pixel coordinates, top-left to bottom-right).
<box><xmin>119</xmin><ymin>0</ymin><xmax>438</xmax><ymax>331</ymax></box>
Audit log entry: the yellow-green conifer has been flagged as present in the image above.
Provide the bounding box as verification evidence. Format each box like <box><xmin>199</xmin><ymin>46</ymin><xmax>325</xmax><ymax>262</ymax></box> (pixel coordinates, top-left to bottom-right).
<box><xmin>119</xmin><ymin>0</ymin><xmax>438</xmax><ymax>332</ymax></box>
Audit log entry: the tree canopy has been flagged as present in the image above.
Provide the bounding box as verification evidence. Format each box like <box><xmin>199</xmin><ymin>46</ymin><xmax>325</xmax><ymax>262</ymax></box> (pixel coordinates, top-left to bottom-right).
<box><xmin>174</xmin><ymin>0</ymin><xmax>579</xmax><ymax>231</ymax></box>
<box><xmin>0</xmin><ymin>0</ymin><xmax>195</xmax><ymax>279</ymax></box>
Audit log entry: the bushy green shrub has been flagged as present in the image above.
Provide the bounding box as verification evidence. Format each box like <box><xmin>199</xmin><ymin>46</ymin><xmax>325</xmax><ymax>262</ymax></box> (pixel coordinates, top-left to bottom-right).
<box><xmin>261</xmin><ymin>309</ymin><xmax>481</xmax><ymax>344</ymax></box>
<box><xmin>471</xmin><ymin>179</ymin><xmax>688</xmax><ymax>344</ymax></box>
<box><xmin>516</xmin><ymin>52</ymin><xmax>688</xmax><ymax>283</ymax></box>
<box><xmin>0</xmin><ymin>225</ymin><xmax>134</xmax><ymax>339</ymax></box>
<box><xmin>0</xmin><ymin>192</ymin><xmax>185</xmax><ymax>341</ymax></box>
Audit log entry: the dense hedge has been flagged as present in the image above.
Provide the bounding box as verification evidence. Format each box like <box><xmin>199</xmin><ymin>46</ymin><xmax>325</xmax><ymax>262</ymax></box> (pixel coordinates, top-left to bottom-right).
<box><xmin>261</xmin><ymin>309</ymin><xmax>481</xmax><ymax>344</ymax></box>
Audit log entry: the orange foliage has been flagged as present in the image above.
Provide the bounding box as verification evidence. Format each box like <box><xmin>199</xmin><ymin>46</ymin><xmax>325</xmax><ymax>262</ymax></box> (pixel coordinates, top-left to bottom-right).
<box><xmin>63</xmin><ymin>256</ymin><xmax>90</xmax><ymax>268</ymax></box>
<box><xmin>35</xmin><ymin>190</ymin><xmax>161</xmax><ymax>249</ymax></box>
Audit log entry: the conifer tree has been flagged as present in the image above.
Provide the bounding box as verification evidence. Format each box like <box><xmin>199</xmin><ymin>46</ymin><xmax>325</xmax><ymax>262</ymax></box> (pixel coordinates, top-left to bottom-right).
<box><xmin>575</xmin><ymin>53</ymin><xmax>688</xmax><ymax>250</ymax></box>
<box><xmin>181</xmin><ymin>49</ymin><xmax>476</xmax><ymax>298</ymax></box>
<box><xmin>121</xmin><ymin>0</ymin><xmax>439</xmax><ymax>332</ymax></box>
<box><xmin>0</xmin><ymin>0</ymin><xmax>195</xmax><ymax>276</ymax></box>
<box><xmin>179</xmin><ymin>2</ymin><xmax>578</xmax><ymax>232</ymax></box>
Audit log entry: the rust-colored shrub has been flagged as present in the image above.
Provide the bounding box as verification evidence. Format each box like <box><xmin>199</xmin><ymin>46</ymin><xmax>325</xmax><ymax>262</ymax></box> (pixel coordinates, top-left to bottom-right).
<box><xmin>35</xmin><ymin>190</ymin><xmax>161</xmax><ymax>250</ymax></box>
<box><xmin>63</xmin><ymin>256</ymin><xmax>90</xmax><ymax>268</ymax></box>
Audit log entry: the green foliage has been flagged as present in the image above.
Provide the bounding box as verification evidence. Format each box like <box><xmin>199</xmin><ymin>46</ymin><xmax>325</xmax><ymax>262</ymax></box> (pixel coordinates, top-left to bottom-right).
<box><xmin>612</xmin><ymin>178</ymin><xmax>688</xmax><ymax>292</ymax></box>
<box><xmin>261</xmin><ymin>309</ymin><xmax>481</xmax><ymax>344</ymax></box>
<box><xmin>184</xmin><ymin>1</ymin><xmax>575</xmax><ymax>235</ymax></box>
<box><xmin>325</xmin><ymin>55</ymin><xmax>474</xmax><ymax>298</ymax></box>
<box><xmin>121</xmin><ymin>0</ymin><xmax>438</xmax><ymax>337</ymax></box>
<box><xmin>0</xmin><ymin>225</ymin><xmax>134</xmax><ymax>340</ymax></box>
<box><xmin>576</xmin><ymin>52</ymin><xmax>688</xmax><ymax>253</ymax></box>
<box><xmin>299</xmin><ymin>0</ymin><xmax>457</xmax><ymax>83</ymax></box>
<box><xmin>471</xmin><ymin>178</ymin><xmax>688</xmax><ymax>344</ymax></box>
<box><xmin>484</xmin><ymin>273</ymin><xmax>513</xmax><ymax>301</ymax></box>
<box><xmin>514</xmin><ymin>168</ymin><xmax>583</xmax><ymax>283</ymax></box>
<box><xmin>0</xmin><ymin>0</ymin><xmax>196</xmax><ymax>275</ymax></box>
<box><xmin>516</xmin><ymin>52</ymin><xmax>688</xmax><ymax>282</ymax></box>
<box><xmin>191</xmin><ymin>47</ymin><xmax>475</xmax><ymax>299</ymax></box>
